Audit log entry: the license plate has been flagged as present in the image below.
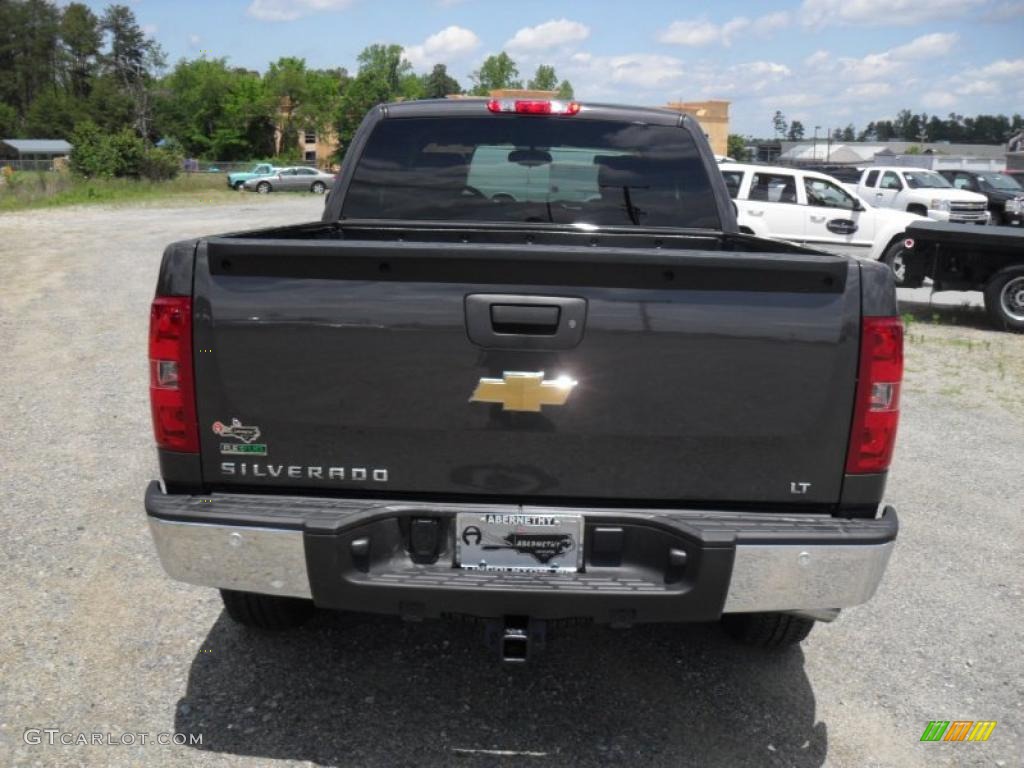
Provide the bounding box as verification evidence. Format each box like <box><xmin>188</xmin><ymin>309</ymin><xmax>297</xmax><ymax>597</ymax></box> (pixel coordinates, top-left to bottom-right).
<box><xmin>455</xmin><ymin>512</ymin><xmax>583</xmax><ymax>573</ymax></box>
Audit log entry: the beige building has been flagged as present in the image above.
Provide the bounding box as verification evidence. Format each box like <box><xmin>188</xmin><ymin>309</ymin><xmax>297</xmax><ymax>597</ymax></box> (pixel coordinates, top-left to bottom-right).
<box><xmin>275</xmin><ymin>97</ymin><xmax>338</xmax><ymax>168</ymax></box>
<box><xmin>664</xmin><ymin>100</ymin><xmax>730</xmax><ymax>156</ymax></box>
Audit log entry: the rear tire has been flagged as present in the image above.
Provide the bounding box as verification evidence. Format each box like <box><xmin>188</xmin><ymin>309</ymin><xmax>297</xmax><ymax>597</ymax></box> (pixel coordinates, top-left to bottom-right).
<box><xmin>311</xmin><ymin>181</ymin><xmax>326</xmax><ymax>194</ymax></box>
<box><xmin>983</xmin><ymin>265</ymin><xmax>1024</xmax><ymax>332</ymax></box>
<box><xmin>722</xmin><ymin>612</ymin><xmax>815</xmax><ymax>648</ymax></box>
<box><xmin>220</xmin><ymin>589</ymin><xmax>315</xmax><ymax>630</ymax></box>
<box><xmin>256</xmin><ymin>181</ymin><xmax>271</xmax><ymax>194</ymax></box>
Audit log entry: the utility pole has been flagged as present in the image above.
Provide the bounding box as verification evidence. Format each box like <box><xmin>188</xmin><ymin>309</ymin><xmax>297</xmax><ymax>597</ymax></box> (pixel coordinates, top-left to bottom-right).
<box><xmin>813</xmin><ymin>125</ymin><xmax>820</xmax><ymax>164</ymax></box>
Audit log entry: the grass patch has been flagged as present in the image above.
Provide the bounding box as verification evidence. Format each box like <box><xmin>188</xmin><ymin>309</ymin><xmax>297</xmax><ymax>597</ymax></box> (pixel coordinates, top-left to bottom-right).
<box><xmin>0</xmin><ymin>171</ymin><xmax>237</xmax><ymax>212</ymax></box>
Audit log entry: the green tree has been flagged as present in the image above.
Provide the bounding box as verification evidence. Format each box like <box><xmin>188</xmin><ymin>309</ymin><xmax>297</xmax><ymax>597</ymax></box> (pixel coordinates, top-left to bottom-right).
<box><xmin>84</xmin><ymin>72</ymin><xmax>135</xmax><ymax>133</ymax></box>
<box><xmin>0</xmin><ymin>0</ymin><xmax>60</xmax><ymax>117</ymax></box>
<box><xmin>0</xmin><ymin>101</ymin><xmax>17</xmax><ymax>136</ymax></box>
<box><xmin>398</xmin><ymin>71</ymin><xmax>425</xmax><ymax>100</ymax></box>
<box><xmin>840</xmin><ymin>124</ymin><xmax>856</xmax><ymax>142</ymax></box>
<box><xmin>59</xmin><ymin>3</ymin><xmax>101</xmax><ymax>98</ymax></box>
<box><xmin>155</xmin><ymin>57</ymin><xmax>269</xmax><ymax>158</ymax></box>
<box><xmin>335</xmin><ymin>70</ymin><xmax>391</xmax><ymax>160</ymax></box>
<box><xmin>528</xmin><ymin>64</ymin><xmax>558</xmax><ymax>91</ymax></box>
<box><xmin>24</xmin><ymin>89</ymin><xmax>85</xmax><ymax>138</ymax></box>
<box><xmin>333</xmin><ymin>44</ymin><xmax>413</xmax><ymax>160</ymax></box>
<box><xmin>470</xmin><ymin>52</ymin><xmax>521</xmax><ymax>95</ymax></box>
<box><xmin>101</xmin><ymin>4</ymin><xmax>164</xmax><ymax>136</ymax></box>
<box><xmin>356</xmin><ymin>44</ymin><xmax>411</xmax><ymax>93</ymax></box>
<box><xmin>726</xmin><ymin>134</ymin><xmax>748</xmax><ymax>160</ymax></box>
<box><xmin>422</xmin><ymin>64</ymin><xmax>460</xmax><ymax>99</ymax></box>
<box><xmin>786</xmin><ymin>120</ymin><xmax>805</xmax><ymax>140</ymax></box>
<box><xmin>556</xmin><ymin>80</ymin><xmax>574</xmax><ymax>99</ymax></box>
<box><xmin>772</xmin><ymin>110</ymin><xmax>787</xmax><ymax>138</ymax></box>
<box><xmin>264</xmin><ymin>57</ymin><xmax>346</xmax><ymax>157</ymax></box>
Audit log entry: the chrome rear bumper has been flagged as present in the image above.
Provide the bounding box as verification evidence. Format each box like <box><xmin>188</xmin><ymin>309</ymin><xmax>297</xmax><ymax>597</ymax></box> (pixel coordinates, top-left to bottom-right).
<box><xmin>146</xmin><ymin>482</ymin><xmax>897</xmax><ymax>622</ymax></box>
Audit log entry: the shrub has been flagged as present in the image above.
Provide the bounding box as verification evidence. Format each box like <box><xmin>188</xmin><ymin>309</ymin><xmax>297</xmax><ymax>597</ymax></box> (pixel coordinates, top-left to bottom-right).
<box><xmin>140</xmin><ymin>146</ymin><xmax>182</xmax><ymax>180</ymax></box>
<box><xmin>69</xmin><ymin>122</ymin><xmax>181</xmax><ymax>180</ymax></box>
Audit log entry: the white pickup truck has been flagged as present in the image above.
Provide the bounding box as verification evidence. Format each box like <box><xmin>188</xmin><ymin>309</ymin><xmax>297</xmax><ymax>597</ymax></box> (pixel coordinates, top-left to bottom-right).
<box><xmin>720</xmin><ymin>163</ymin><xmax>924</xmax><ymax>275</ymax></box>
<box><xmin>855</xmin><ymin>166</ymin><xmax>989</xmax><ymax>224</ymax></box>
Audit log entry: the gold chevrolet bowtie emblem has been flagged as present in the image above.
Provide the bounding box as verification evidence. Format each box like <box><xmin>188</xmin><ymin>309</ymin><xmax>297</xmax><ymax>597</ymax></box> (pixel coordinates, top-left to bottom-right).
<box><xmin>470</xmin><ymin>371</ymin><xmax>577</xmax><ymax>412</ymax></box>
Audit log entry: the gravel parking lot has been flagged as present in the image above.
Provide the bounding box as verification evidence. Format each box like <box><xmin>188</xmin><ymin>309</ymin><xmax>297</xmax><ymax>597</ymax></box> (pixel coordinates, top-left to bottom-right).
<box><xmin>1</xmin><ymin>198</ymin><xmax>1021</xmax><ymax>768</ymax></box>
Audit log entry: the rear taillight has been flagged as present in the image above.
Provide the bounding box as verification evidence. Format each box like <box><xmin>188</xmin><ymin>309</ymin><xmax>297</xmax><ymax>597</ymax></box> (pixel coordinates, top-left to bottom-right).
<box><xmin>846</xmin><ymin>316</ymin><xmax>903</xmax><ymax>474</ymax></box>
<box><xmin>149</xmin><ymin>297</ymin><xmax>198</xmax><ymax>453</ymax></box>
<box><xmin>486</xmin><ymin>99</ymin><xmax>581</xmax><ymax>116</ymax></box>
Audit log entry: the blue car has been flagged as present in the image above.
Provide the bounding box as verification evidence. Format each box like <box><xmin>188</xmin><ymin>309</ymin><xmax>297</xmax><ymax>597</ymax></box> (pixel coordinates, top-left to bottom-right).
<box><xmin>226</xmin><ymin>163</ymin><xmax>278</xmax><ymax>190</ymax></box>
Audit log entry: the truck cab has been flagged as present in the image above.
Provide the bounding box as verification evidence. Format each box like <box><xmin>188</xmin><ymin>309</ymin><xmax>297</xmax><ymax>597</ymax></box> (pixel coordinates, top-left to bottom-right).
<box><xmin>856</xmin><ymin>166</ymin><xmax>989</xmax><ymax>224</ymax></box>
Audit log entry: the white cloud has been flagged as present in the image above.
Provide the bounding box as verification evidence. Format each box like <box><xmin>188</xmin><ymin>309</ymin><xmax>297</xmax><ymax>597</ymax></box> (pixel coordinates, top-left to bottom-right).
<box><xmin>984</xmin><ymin>1</ymin><xmax>1024</xmax><ymax>21</ymax></box>
<box><xmin>755</xmin><ymin>11</ymin><xmax>790</xmax><ymax>33</ymax></box>
<box><xmin>804</xmin><ymin>50</ymin><xmax>830</xmax><ymax>67</ymax></box>
<box><xmin>836</xmin><ymin>33</ymin><xmax>957</xmax><ymax>81</ymax></box>
<box><xmin>838</xmin><ymin>52</ymin><xmax>899</xmax><ymax>80</ymax></box>
<box><xmin>188</xmin><ymin>33</ymin><xmax>201</xmax><ymax>48</ymax></box>
<box><xmin>956</xmin><ymin>80</ymin><xmax>998</xmax><ymax>95</ymax></box>
<box><xmin>567</xmin><ymin>52</ymin><xmax>686</xmax><ymax>90</ymax></box>
<box><xmin>659</xmin><ymin>12</ymin><xmax>789</xmax><ymax>47</ymax></box>
<box><xmin>741</xmin><ymin>61</ymin><xmax>792</xmax><ymax>77</ymax></box>
<box><xmin>659</xmin><ymin>19</ymin><xmax>722</xmax><ymax>46</ymax></box>
<box><xmin>921</xmin><ymin>91</ymin><xmax>957</xmax><ymax>109</ymax></box>
<box><xmin>800</xmin><ymin>0</ymin><xmax>983</xmax><ymax>27</ymax></box>
<box><xmin>142</xmin><ymin>23</ymin><xmax>158</xmax><ymax>36</ymax></box>
<box><xmin>888</xmin><ymin>32</ymin><xmax>958</xmax><ymax>60</ymax></box>
<box><xmin>404</xmin><ymin>26</ymin><xmax>480</xmax><ymax>68</ymax></box>
<box><xmin>246</xmin><ymin>0</ymin><xmax>354</xmax><ymax>22</ymax></box>
<box><xmin>505</xmin><ymin>19</ymin><xmax>590</xmax><ymax>52</ymax></box>
<box><xmin>843</xmin><ymin>82</ymin><xmax>893</xmax><ymax>100</ymax></box>
<box><xmin>970</xmin><ymin>58</ymin><xmax>1024</xmax><ymax>78</ymax></box>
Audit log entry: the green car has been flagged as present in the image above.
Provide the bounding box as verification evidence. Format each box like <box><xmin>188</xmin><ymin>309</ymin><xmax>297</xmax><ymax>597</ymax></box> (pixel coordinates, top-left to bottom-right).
<box><xmin>226</xmin><ymin>163</ymin><xmax>278</xmax><ymax>190</ymax></box>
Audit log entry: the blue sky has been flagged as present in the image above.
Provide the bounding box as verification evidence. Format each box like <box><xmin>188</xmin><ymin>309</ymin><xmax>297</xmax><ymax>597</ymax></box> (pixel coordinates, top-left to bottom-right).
<box><xmin>86</xmin><ymin>0</ymin><xmax>1023</xmax><ymax>135</ymax></box>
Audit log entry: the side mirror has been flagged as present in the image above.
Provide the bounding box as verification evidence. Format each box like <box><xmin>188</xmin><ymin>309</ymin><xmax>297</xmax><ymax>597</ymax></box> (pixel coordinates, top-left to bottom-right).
<box><xmin>852</xmin><ymin>201</ymin><xmax>865</xmax><ymax>212</ymax></box>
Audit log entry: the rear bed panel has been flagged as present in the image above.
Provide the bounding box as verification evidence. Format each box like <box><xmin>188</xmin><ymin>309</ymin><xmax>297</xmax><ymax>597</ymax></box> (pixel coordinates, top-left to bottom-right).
<box><xmin>193</xmin><ymin>240</ymin><xmax>860</xmax><ymax>505</ymax></box>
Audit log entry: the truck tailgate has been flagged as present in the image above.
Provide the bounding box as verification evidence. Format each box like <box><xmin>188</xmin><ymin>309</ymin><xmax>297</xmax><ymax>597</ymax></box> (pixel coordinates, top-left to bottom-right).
<box><xmin>193</xmin><ymin>238</ymin><xmax>860</xmax><ymax>505</ymax></box>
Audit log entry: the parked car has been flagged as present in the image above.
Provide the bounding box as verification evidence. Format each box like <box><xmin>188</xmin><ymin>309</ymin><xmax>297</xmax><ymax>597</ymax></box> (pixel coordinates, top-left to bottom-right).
<box><xmin>720</xmin><ymin>162</ymin><xmax>925</xmax><ymax>279</ymax></box>
<box><xmin>146</xmin><ymin>98</ymin><xmax>902</xmax><ymax>661</ymax></box>
<box><xmin>936</xmin><ymin>169</ymin><xmax>1024</xmax><ymax>226</ymax></box>
<box><xmin>243</xmin><ymin>166</ymin><xmax>336</xmax><ymax>194</ymax></box>
<box><xmin>226</xmin><ymin>163</ymin><xmax>278</xmax><ymax>191</ymax></box>
<box><xmin>855</xmin><ymin>166</ymin><xmax>989</xmax><ymax>224</ymax></box>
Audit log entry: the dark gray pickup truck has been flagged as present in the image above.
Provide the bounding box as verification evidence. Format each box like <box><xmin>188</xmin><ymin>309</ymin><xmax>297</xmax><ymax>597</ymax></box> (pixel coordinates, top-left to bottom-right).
<box><xmin>146</xmin><ymin>98</ymin><xmax>902</xmax><ymax>660</ymax></box>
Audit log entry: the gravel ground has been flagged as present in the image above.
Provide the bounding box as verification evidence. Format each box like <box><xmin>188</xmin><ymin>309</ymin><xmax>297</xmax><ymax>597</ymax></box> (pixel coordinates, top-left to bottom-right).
<box><xmin>1</xmin><ymin>198</ymin><xmax>1021</xmax><ymax>768</ymax></box>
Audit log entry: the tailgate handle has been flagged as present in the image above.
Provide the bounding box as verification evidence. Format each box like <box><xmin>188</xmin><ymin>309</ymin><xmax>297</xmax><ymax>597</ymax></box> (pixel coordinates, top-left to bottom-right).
<box><xmin>466</xmin><ymin>294</ymin><xmax>586</xmax><ymax>350</ymax></box>
<box><xmin>490</xmin><ymin>304</ymin><xmax>560</xmax><ymax>335</ymax></box>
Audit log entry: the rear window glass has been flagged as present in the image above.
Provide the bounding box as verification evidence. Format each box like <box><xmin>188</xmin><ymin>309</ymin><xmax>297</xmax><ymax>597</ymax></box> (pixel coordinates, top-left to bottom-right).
<box><xmin>342</xmin><ymin>116</ymin><xmax>720</xmax><ymax>228</ymax></box>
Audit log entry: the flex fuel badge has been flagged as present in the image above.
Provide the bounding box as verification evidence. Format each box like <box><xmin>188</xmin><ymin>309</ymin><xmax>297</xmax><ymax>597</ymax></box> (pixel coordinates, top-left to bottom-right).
<box><xmin>213</xmin><ymin>418</ymin><xmax>267</xmax><ymax>456</ymax></box>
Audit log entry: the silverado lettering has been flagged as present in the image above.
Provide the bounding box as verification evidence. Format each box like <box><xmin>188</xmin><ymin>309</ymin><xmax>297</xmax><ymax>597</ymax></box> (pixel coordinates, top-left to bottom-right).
<box><xmin>219</xmin><ymin>463</ymin><xmax>389</xmax><ymax>481</ymax></box>
<box><xmin>145</xmin><ymin>98</ymin><xmax>902</xmax><ymax>660</ymax></box>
